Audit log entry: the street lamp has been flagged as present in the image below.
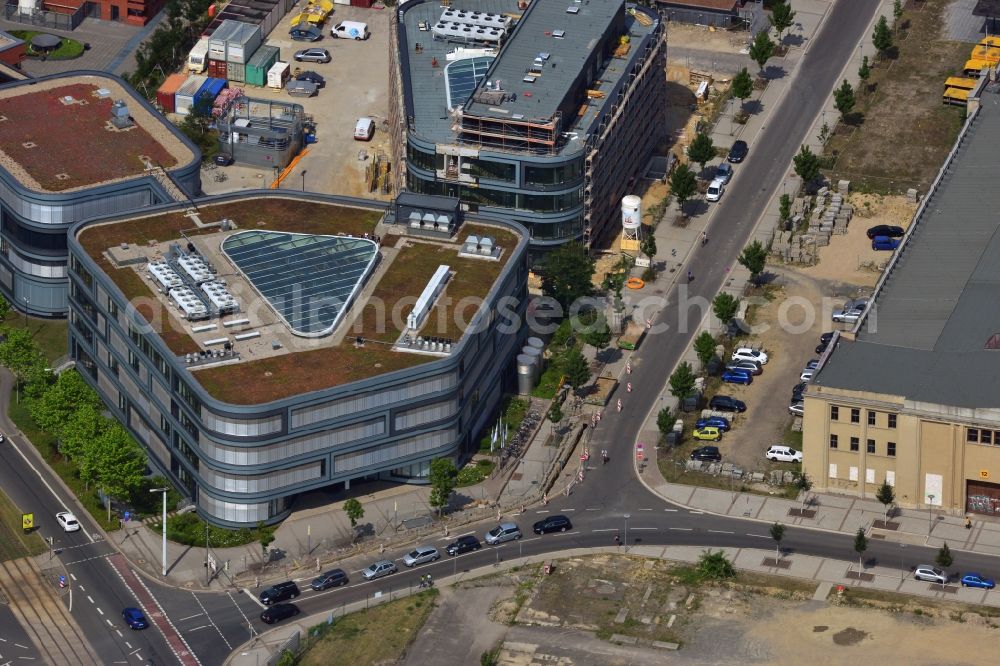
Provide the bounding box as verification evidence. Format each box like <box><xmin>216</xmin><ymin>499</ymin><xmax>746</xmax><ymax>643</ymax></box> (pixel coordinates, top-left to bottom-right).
<box><xmin>301</xmin><ymin>169</ymin><xmax>307</xmax><ymax>192</ymax></box>
<box><xmin>149</xmin><ymin>487</ymin><xmax>169</xmax><ymax>576</ymax></box>
<box><xmin>623</xmin><ymin>513</ymin><xmax>631</xmax><ymax>550</ymax></box>
<box><xmin>899</xmin><ymin>543</ymin><xmax>906</xmax><ymax>582</ymax></box>
<box><xmin>927</xmin><ymin>494</ymin><xmax>935</xmax><ymax>536</ymax></box>
<box><xmin>22</xmin><ymin>296</ymin><xmax>28</xmax><ymax>325</ymax></box>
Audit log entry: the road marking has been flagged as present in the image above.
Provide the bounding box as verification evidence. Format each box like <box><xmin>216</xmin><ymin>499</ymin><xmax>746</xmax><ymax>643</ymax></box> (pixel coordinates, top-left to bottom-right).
<box><xmin>96</xmin><ymin>607</ymin><xmax>104</xmax><ymax>616</ymax></box>
<box><xmin>535</xmin><ymin>510</ymin><xmax>550</xmax><ymax>514</ymax></box>
<box><xmin>585</xmin><ymin>508</ymin><xmax>601</xmax><ymax>511</ymax></box>
<box><xmin>689</xmin><ymin>511</ymin><xmax>704</xmax><ymax>515</ymax></box>
<box><xmin>63</xmin><ymin>552</ymin><xmax>114</xmax><ymax>567</ymax></box>
<box><xmin>129</xmin><ymin>648</ymin><xmax>141</xmax><ymax>655</ymax></box>
<box><xmin>669</xmin><ymin>528</ymin><xmax>693</xmax><ymax>531</ymax></box>
<box><xmin>115</xmin><ymin>630</ymin><xmax>122</xmax><ymax>637</ymax></box>
<box><xmin>708</xmin><ymin>530</ymin><xmax>734</xmax><ymax>534</ymax></box>
<box><xmin>189</xmin><ymin>591</ymin><xmax>232</xmax><ymax>650</ymax></box>
<box><xmin>186</xmin><ymin>625</ymin><xmax>211</xmax><ymax>632</ymax></box>
<box><xmin>227</xmin><ymin>591</ymin><xmax>257</xmax><ymax>635</ymax></box>
<box><xmin>125</xmin><ymin>642</ymin><xmax>132</xmax><ymax>649</ymax></box>
<box><xmin>592</xmin><ymin>528</ymin><xmax>617</xmax><ymax>533</ymax></box>
<box><xmin>521</xmin><ymin>537</ymin><xmax>541</xmax><ymax>543</ymax></box>
<box><xmin>242</xmin><ymin>589</ymin><xmax>267</xmax><ymax>609</ymax></box>
<box><xmin>629</xmin><ymin>527</ymin><xmax>658</xmax><ymax>531</ymax></box>
<box><xmin>562</xmin><ymin>508</ymin><xmax>575</xmax><ymax>512</ymax></box>
<box><xmin>105</xmin><ymin>619</ymin><xmax>113</xmax><ymax>627</ymax></box>
<box><xmin>747</xmin><ymin>534</ymin><xmax>770</xmax><ymax>539</ymax></box>
<box><xmin>69</xmin><ymin>574</ymin><xmax>77</xmax><ymax>581</ymax></box>
<box><xmin>176</xmin><ymin>613</ymin><xmax>204</xmax><ymax>623</ymax></box>
<box><xmin>638</xmin><ymin>508</ymin><xmax>653</xmax><ymax>511</ymax></box>
<box><xmin>14</xmin><ymin>644</ymin><xmax>28</xmax><ymax>649</ymax></box>
<box><xmin>664</xmin><ymin>509</ymin><xmax>678</xmax><ymax>512</ymax></box>
<box><xmin>552</xmin><ymin>531</ymin><xmax>580</xmax><ymax>536</ymax></box>
<box><xmin>87</xmin><ymin>595</ymin><xmax>94</xmax><ymax>604</ymax></box>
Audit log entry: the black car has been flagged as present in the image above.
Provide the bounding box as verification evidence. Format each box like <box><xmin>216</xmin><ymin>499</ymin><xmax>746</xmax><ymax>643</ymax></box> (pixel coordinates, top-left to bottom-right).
<box><xmin>819</xmin><ymin>332</ymin><xmax>834</xmax><ymax>344</ymax></box>
<box><xmin>296</xmin><ymin>70</ymin><xmax>326</xmax><ymax>87</ymax></box>
<box><xmin>310</xmin><ymin>569</ymin><xmax>348</xmax><ymax>591</ymax></box>
<box><xmin>214</xmin><ymin>153</ymin><xmax>234</xmax><ymax>167</ymax></box>
<box><xmin>709</xmin><ymin>395</ymin><xmax>747</xmax><ymax>412</ymax></box>
<box><xmin>866</xmin><ymin>224</ymin><xmax>905</xmax><ymax>239</ymax></box>
<box><xmin>691</xmin><ymin>446</ymin><xmax>722</xmax><ymax>462</ymax></box>
<box><xmin>259</xmin><ymin>581</ymin><xmax>300</xmax><ymax>605</ymax></box>
<box><xmin>445</xmin><ymin>534</ymin><xmax>482</xmax><ymax>556</ymax></box>
<box><xmin>532</xmin><ymin>515</ymin><xmax>572</xmax><ymax>535</ymax></box>
<box><xmin>726</xmin><ymin>140</ymin><xmax>748</xmax><ymax>163</ymax></box>
<box><xmin>791</xmin><ymin>381</ymin><xmax>807</xmax><ymax>400</ymax></box>
<box><xmin>260</xmin><ymin>603</ymin><xmax>300</xmax><ymax>625</ymax></box>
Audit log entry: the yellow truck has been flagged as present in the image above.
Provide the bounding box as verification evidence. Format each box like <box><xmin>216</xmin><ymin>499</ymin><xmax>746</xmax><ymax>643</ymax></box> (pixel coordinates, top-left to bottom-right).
<box><xmin>290</xmin><ymin>0</ymin><xmax>333</xmax><ymax>26</ymax></box>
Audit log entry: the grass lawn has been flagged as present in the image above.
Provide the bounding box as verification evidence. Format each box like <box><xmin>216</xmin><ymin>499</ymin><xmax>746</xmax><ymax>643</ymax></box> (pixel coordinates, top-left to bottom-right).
<box><xmin>3</xmin><ymin>316</ymin><xmax>68</xmax><ymax>362</ymax></box>
<box><xmin>297</xmin><ymin>589</ymin><xmax>438</xmax><ymax>666</ymax></box>
<box><xmin>0</xmin><ymin>488</ymin><xmax>47</xmax><ymax>561</ymax></box>
<box><xmin>8</xmin><ymin>31</ymin><xmax>85</xmax><ymax>59</ymax></box>
<box><xmin>456</xmin><ymin>458</ymin><xmax>494</xmax><ymax>487</ymax></box>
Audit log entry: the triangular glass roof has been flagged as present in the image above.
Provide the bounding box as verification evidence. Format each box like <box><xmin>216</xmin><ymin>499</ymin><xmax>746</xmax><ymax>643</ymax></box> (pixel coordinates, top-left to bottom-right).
<box><xmin>221</xmin><ymin>230</ymin><xmax>378</xmax><ymax>338</ymax></box>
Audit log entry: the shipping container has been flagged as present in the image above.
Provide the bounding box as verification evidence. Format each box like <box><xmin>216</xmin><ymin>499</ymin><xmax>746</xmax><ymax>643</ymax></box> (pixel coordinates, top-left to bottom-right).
<box><xmin>267</xmin><ymin>61</ymin><xmax>290</xmax><ymax>89</ymax></box>
<box><xmin>208</xmin><ymin>20</ymin><xmax>241</xmax><ymax>62</ymax></box>
<box><xmin>227</xmin><ymin>61</ymin><xmax>247</xmax><ymax>84</ymax></box>
<box><xmin>245</xmin><ymin>45</ymin><xmax>280</xmax><ymax>87</ymax></box>
<box><xmin>189</xmin><ymin>78</ymin><xmax>228</xmax><ymax>114</ymax></box>
<box><xmin>156</xmin><ymin>73</ymin><xmax>187</xmax><ymax>113</ymax></box>
<box><xmin>226</xmin><ymin>23</ymin><xmax>263</xmax><ymax>64</ymax></box>
<box><xmin>175</xmin><ymin>75</ymin><xmax>208</xmax><ymax>116</ymax></box>
<box><xmin>228</xmin><ymin>0</ymin><xmax>283</xmax><ymax>37</ymax></box>
<box><xmin>207</xmin><ymin>58</ymin><xmax>228</xmax><ymax>79</ymax></box>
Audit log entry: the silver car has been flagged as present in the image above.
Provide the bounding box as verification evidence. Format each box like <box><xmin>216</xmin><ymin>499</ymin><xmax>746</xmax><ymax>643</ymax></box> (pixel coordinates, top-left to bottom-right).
<box><xmin>402</xmin><ymin>546</ymin><xmax>440</xmax><ymax>567</ymax></box>
<box><xmin>294</xmin><ymin>48</ymin><xmax>331</xmax><ymax>63</ymax></box>
<box><xmin>361</xmin><ymin>559</ymin><xmax>397</xmax><ymax>580</ymax></box>
<box><xmin>484</xmin><ymin>522</ymin><xmax>522</xmax><ymax>545</ymax></box>
<box><xmin>914</xmin><ymin>565</ymin><xmax>947</xmax><ymax>584</ymax></box>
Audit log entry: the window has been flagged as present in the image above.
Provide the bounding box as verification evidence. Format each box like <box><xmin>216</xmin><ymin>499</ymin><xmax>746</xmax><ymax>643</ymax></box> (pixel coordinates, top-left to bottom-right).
<box><xmin>983</xmin><ymin>430</ymin><xmax>993</xmax><ymax>445</ymax></box>
<box><xmin>850</xmin><ymin>437</ymin><xmax>859</xmax><ymax>452</ymax></box>
<box><xmin>829</xmin><ymin>434</ymin><xmax>838</xmax><ymax>449</ymax></box>
<box><xmin>968</xmin><ymin>428</ymin><xmax>980</xmax><ymax>443</ymax></box>
<box><xmin>466</xmin><ymin>158</ymin><xmax>515</xmax><ymax>182</ymax></box>
<box><xmin>867</xmin><ymin>439</ymin><xmax>876</xmax><ymax>454</ymax></box>
<box><xmin>888</xmin><ymin>414</ymin><xmax>897</xmax><ymax>429</ymax></box>
<box><xmin>867</xmin><ymin>411</ymin><xmax>876</xmax><ymax>426</ymax></box>
<box><xmin>118</xmin><ymin>392</ymin><xmax>127</xmax><ymax>411</ymax></box>
<box><xmin>109</xmin><ymin>356</ymin><xmax>119</xmax><ymax>378</ymax></box>
<box><xmin>887</xmin><ymin>442</ymin><xmax>896</xmax><ymax>457</ymax></box>
<box><xmin>850</xmin><ymin>408</ymin><xmax>860</xmax><ymax>424</ymax></box>
<box><xmin>107</xmin><ymin>297</ymin><xmax>119</xmax><ymax>318</ymax></box>
<box><xmin>830</xmin><ymin>405</ymin><xmax>839</xmax><ymax>421</ymax></box>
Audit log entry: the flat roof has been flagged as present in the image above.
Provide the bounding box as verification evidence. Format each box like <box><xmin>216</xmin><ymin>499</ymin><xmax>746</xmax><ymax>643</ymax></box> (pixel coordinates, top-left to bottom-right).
<box><xmin>77</xmin><ymin>196</ymin><xmax>522</xmax><ymax>405</ymax></box>
<box><xmin>0</xmin><ymin>73</ymin><xmax>194</xmax><ymax>193</ymax></box>
<box><xmin>815</xmin><ymin>88</ymin><xmax>1000</xmax><ymax>409</ymax></box>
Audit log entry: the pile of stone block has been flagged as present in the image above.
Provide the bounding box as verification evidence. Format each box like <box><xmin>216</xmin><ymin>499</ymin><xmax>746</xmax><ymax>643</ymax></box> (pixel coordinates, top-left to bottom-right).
<box><xmin>809</xmin><ymin>188</ymin><xmax>854</xmax><ymax>237</ymax></box>
<box><xmin>771</xmin><ymin>229</ymin><xmax>818</xmax><ymax>264</ymax></box>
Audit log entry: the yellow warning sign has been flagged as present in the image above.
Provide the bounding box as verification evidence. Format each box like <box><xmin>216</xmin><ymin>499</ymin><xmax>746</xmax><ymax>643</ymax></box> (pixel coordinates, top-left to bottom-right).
<box><xmin>21</xmin><ymin>513</ymin><xmax>33</xmax><ymax>531</ymax></box>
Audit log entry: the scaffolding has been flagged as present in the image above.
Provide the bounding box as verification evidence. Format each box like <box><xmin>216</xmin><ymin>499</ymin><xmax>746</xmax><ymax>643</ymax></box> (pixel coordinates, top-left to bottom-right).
<box><xmin>458</xmin><ymin>111</ymin><xmax>561</xmax><ymax>154</ymax></box>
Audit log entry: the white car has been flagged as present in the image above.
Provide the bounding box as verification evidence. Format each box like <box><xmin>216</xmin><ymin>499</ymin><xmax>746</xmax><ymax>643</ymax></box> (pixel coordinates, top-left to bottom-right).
<box><xmin>766</xmin><ymin>445</ymin><xmax>803</xmax><ymax>463</ymax></box>
<box><xmin>731</xmin><ymin>347</ymin><xmax>768</xmax><ymax>365</ymax></box>
<box><xmin>705</xmin><ymin>178</ymin><xmax>725</xmax><ymax>202</ymax></box>
<box><xmin>56</xmin><ymin>511</ymin><xmax>80</xmax><ymax>532</ymax></box>
<box><xmin>914</xmin><ymin>565</ymin><xmax>947</xmax><ymax>584</ymax></box>
<box><xmin>402</xmin><ymin>545</ymin><xmax>440</xmax><ymax>567</ymax></box>
<box><xmin>788</xmin><ymin>401</ymin><xmax>804</xmax><ymax>416</ymax></box>
<box><xmin>800</xmin><ymin>369</ymin><xmax>814</xmax><ymax>381</ymax></box>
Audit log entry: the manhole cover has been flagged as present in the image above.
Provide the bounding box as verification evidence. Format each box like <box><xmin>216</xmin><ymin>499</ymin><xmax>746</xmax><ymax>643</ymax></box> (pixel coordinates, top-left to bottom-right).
<box><xmin>185</xmin><ymin>582</ymin><xmax>194</xmax><ymax>588</ymax></box>
<box><xmin>137</xmin><ymin>559</ymin><xmax>146</xmax><ymax>564</ymax></box>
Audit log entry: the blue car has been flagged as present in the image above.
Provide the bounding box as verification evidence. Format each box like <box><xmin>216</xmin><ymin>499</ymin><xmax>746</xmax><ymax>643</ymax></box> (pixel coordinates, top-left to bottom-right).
<box><xmin>871</xmin><ymin>235</ymin><xmax>901</xmax><ymax>251</ymax></box>
<box><xmin>122</xmin><ymin>607</ymin><xmax>148</xmax><ymax>630</ymax></box>
<box><xmin>960</xmin><ymin>573</ymin><xmax>995</xmax><ymax>589</ymax></box>
<box><xmin>696</xmin><ymin>416</ymin><xmax>731</xmax><ymax>431</ymax></box>
<box><xmin>721</xmin><ymin>369</ymin><xmax>752</xmax><ymax>385</ymax></box>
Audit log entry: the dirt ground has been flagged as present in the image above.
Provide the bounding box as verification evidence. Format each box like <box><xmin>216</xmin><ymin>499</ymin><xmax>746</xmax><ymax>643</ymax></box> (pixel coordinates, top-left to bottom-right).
<box><xmin>666</xmin><ymin>23</ymin><xmax>749</xmax><ymax>54</ymax></box>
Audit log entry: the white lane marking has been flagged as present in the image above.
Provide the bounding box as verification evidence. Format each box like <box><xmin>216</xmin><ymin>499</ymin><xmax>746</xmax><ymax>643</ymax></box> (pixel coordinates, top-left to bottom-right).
<box><xmin>562</xmin><ymin>508</ymin><xmax>576</xmax><ymax>512</ymax></box>
<box><xmin>747</xmin><ymin>534</ymin><xmax>771</xmax><ymax>539</ymax></box>
<box><xmin>69</xmin><ymin>574</ymin><xmax>77</xmax><ymax>581</ymax></box>
<box><xmin>175</xmin><ymin>613</ymin><xmax>204</xmax><ymax>622</ymax></box>
<box><xmin>629</xmin><ymin>527</ymin><xmax>658</xmax><ymax>531</ymax></box>
<box><xmin>664</xmin><ymin>509</ymin><xmax>678</xmax><ymax>512</ymax></box>
<box><xmin>689</xmin><ymin>511</ymin><xmax>704</xmax><ymax>515</ymax></box>
<box><xmin>669</xmin><ymin>528</ymin><xmax>693</xmax><ymax>531</ymax></box>
<box><xmin>14</xmin><ymin>643</ymin><xmax>28</xmax><ymax>649</ymax></box>
<box><xmin>96</xmin><ymin>607</ymin><xmax>104</xmax><ymax>616</ymax></box>
<box><xmin>638</xmin><ymin>508</ymin><xmax>653</xmax><ymax>511</ymax></box>
<box><xmin>536</xmin><ymin>510</ymin><xmax>550</xmax><ymax>514</ymax></box>
<box><xmin>190</xmin><ymin>592</ymin><xmax>232</xmax><ymax>650</ymax></box>
<box><xmin>62</xmin><ymin>553</ymin><xmax>113</xmax><ymax>567</ymax></box>
<box><xmin>186</xmin><ymin>625</ymin><xmax>211</xmax><ymax>632</ymax></box>
<box><xmin>585</xmin><ymin>508</ymin><xmax>601</xmax><ymax>511</ymax></box>
<box><xmin>708</xmin><ymin>530</ymin><xmax>734</xmax><ymax>534</ymax></box>
<box><xmin>242</xmin><ymin>589</ymin><xmax>267</xmax><ymax>609</ymax></box>
<box><xmin>86</xmin><ymin>596</ymin><xmax>94</xmax><ymax>604</ymax></box>
<box><xmin>115</xmin><ymin>630</ymin><xmax>123</xmax><ymax>637</ymax></box>
<box><xmin>227</xmin><ymin>591</ymin><xmax>256</xmax><ymax>633</ymax></box>
<box><xmin>105</xmin><ymin>619</ymin><xmax>113</xmax><ymax>627</ymax></box>
<box><xmin>551</xmin><ymin>531</ymin><xmax>580</xmax><ymax>536</ymax></box>
<box><xmin>129</xmin><ymin>648</ymin><xmax>141</xmax><ymax>655</ymax></box>
<box><xmin>125</xmin><ymin>642</ymin><xmax>132</xmax><ymax>650</ymax></box>
<box><xmin>591</xmin><ymin>528</ymin><xmax>617</xmax><ymax>533</ymax></box>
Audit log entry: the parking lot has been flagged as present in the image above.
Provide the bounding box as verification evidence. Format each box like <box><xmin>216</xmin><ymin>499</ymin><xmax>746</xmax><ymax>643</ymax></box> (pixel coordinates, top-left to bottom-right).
<box><xmin>202</xmin><ymin>5</ymin><xmax>393</xmax><ymax>199</ymax></box>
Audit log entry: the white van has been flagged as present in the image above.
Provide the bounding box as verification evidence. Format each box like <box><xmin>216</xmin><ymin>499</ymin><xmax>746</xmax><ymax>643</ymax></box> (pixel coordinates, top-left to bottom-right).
<box><xmin>331</xmin><ymin>20</ymin><xmax>370</xmax><ymax>40</ymax></box>
<box><xmin>354</xmin><ymin>117</ymin><xmax>375</xmax><ymax>141</ymax></box>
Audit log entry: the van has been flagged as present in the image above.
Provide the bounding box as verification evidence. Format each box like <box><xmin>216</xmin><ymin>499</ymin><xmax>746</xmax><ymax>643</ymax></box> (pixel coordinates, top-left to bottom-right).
<box><xmin>354</xmin><ymin>117</ymin><xmax>375</xmax><ymax>141</ymax></box>
<box><xmin>331</xmin><ymin>20</ymin><xmax>370</xmax><ymax>40</ymax></box>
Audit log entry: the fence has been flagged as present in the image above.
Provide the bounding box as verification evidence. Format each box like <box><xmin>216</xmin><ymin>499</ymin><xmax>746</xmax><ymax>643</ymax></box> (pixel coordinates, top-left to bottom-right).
<box><xmin>3</xmin><ymin>3</ymin><xmax>86</xmax><ymax>31</ymax></box>
<box><xmin>265</xmin><ymin>630</ymin><xmax>299</xmax><ymax>666</ymax></box>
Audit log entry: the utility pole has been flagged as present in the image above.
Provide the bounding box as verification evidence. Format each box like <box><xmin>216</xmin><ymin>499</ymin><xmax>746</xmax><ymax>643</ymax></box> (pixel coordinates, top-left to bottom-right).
<box><xmin>150</xmin><ymin>488</ymin><xmax>168</xmax><ymax>576</ymax></box>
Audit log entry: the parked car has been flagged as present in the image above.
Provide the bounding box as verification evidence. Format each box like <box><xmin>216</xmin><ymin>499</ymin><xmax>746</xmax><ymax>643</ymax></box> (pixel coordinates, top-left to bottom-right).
<box><xmin>260</xmin><ymin>603</ymin><xmax>300</xmax><ymax>624</ymax></box>
<box><xmin>362</xmin><ymin>560</ymin><xmax>398</xmax><ymax>580</ymax></box>
<box><xmin>290</xmin><ymin>27</ymin><xmax>323</xmax><ymax>41</ymax></box>
<box><xmin>690</xmin><ymin>446</ymin><xmax>722</xmax><ymax>462</ymax></box>
<box><xmin>872</xmin><ymin>235</ymin><xmax>901</xmax><ymax>251</ymax></box>
<box><xmin>259</xmin><ymin>581</ymin><xmax>300</xmax><ymax>605</ymax></box>
<box><xmin>731</xmin><ymin>347</ymin><xmax>768</xmax><ymax>365</ymax></box>
<box><xmin>727</xmin><ymin>140</ymin><xmax>748</xmax><ymax>163</ymax></box>
<box><xmin>693</xmin><ymin>426</ymin><xmax>722</xmax><ymax>441</ymax></box>
<box><xmin>714</xmin><ymin>161</ymin><xmax>733</xmax><ymax>184</ymax></box>
<box><xmin>445</xmin><ymin>534</ymin><xmax>482</xmax><ymax>556</ymax></box>
<box><xmin>791</xmin><ymin>382</ymin><xmax>807</xmax><ymax>400</ymax></box>
<box><xmin>294</xmin><ymin>48</ymin><xmax>331</xmax><ymax>63</ymax></box>
<box><xmin>800</xmin><ymin>369</ymin><xmax>814</xmax><ymax>382</ymax></box>
<box><xmin>485</xmin><ymin>522</ymin><xmax>522</xmax><ymax>545</ymax></box>
<box><xmin>815</xmin><ymin>340</ymin><xmax>831</xmax><ymax>354</ymax></box>
<box><xmin>214</xmin><ymin>153</ymin><xmax>234</xmax><ymax>167</ymax></box>
<box><xmin>122</xmin><ymin>607</ymin><xmax>148</xmax><ymax>630</ymax></box>
<box><xmin>727</xmin><ymin>359</ymin><xmax>762</xmax><ymax>375</ymax></box>
<box><xmin>788</xmin><ymin>400</ymin><xmax>804</xmax><ymax>416</ymax></box>
<box><xmin>866</xmin><ymin>224</ymin><xmax>905</xmax><ymax>239</ymax></box>
<box><xmin>960</xmin><ymin>573</ymin><xmax>995</xmax><ymax>589</ymax></box>
<box><xmin>705</xmin><ymin>178</ymin><xmax>725</xmax><ymax>202</ymax></box>
<box><xmin>295</xmin><ymin>70</ymin><xmax>326</xmax><ymax>86</ymax></box>
<box><xmin>56</xmin><ymin>511</ymin><xmax>80</xmax><ymax>532</ymax></box>
<box><xmin>722</xmin><ymin>369</ymin><xmax>753</xmax><ymax>385</ymax></box>
<box><xmin>311</xmin><ymin>569</ymin><xmax>349</xmax><ymax>590</ymax></box>
<box><xmin>765</xmin><ymin>445</ymin><xmax>803</xmax><ymax>463</ymax></box>
<box><xmin>402</xmin><ymin>546</ymin><xmax>440</xmax><ymax>567</ymax></box>
<box><xmin>533</xmin><ymin>515</ymin><xmax>572</xmax><ymax>534</ymax></box>
<box><xmin>819</xmin><ymin>332</ymin><xmax>835</xmax><ymax>345</ymax></box>
<box><xmin>914</xmin><ymin>565</ymin><xmax>947</xmax><ymax>584</ymax></box>
<box><xmin>804</xmin><ymin>359</ymin><xmax>820</xmax><ymax>371</ymax></box>
<box><xmin>832</xmin><ymin>307</ymin><xmax>864</xmax><ymax>323</ymax></box>
<box><xmin>709</xmin><ymin>395</ymin><xmax>746</xmax><ymax>412</ymax></box>
<box><xmin>696</xmin><ymin>416</ymin><xmax>731</xmax><ymax>431</ymax></box>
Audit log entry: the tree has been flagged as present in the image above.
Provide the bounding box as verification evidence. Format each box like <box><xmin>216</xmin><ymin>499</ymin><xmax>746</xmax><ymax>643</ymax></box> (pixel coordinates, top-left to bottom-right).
<box><xmin>343</xmin><ymin>498</ymin><xmax>364</xmax><ymax>528</ymax></box>
<box><xmin>668</xmin><ymin>362</ymin><xmax>696</xmax><ymax>401</ymax></box>
<box><xmin>686</xmin><ymin>132</ymin><xmax>716</xmax><ymax>176</ymax></box>
<box><xmin>770</xmin><ymin>522</ymin><xmax>785</xmax><ymax>560</ymax></box>
<box><xmin>90</xmin><ymin>423</ymin><xmax>147</xmax><ymax>522</ymax></box>
<box><xmin>0</xmin><ymin>295</ymin><xmax>10</xmax><ymax>323</ymax></box>
<box><xmin>853</xmin><ymin>527</ymin><xmax>868</xmax><ymax>572</ymax></box>
<box><xmin>539</xmin><ymin>242</ymin><xmax>595</xmax><ymax>310</ymax></box>
<box><xmin>58</xmin><ymin>403</ymin><xmax>105</xmax><ymax>463</ymax></box>
<box><xmin>694</xmin><ymin>331</ymin><xmax>717</xmax><ymax>368</ymax></box>
<box><xmin>257</xmin><ymin>521</ymin><xmax>275</xmax><ymax>563</ymax></box>
<box><xmin>892</xmin><ymin>0</ymin><xmax>903</xmax><ymax>28</ymax></box>
<box><xmin>833</xmin><ymin>79</ymin><xmax>855</xmax><ymax>122</ymax></box>
<box><xmin>796</xmin><ymin>473</ymin><xmax>813</xmax><ymax>510</ymax></box>
<box><xmin>669</xmin><ymin>163</ymin><xmax>697</xmax><ymax>216</ymax></box>
<box><xmin>779</xmin><ymin>193</ymin><xmax>792</xmax><ymax>222</ymax></box>
<box><xmin>731</xmin><ymin>67</ymin><xmax>753</xmax><ymax>112</ymax></box>
<box><xmin>28</xmin><ymin>370</ymin><xmax>101</xmax><ymax>437</ymax></box>
<box><xmin>0</xmin><ymin>327</ymin><xmax>47</xmax><ymax>401</ymax></box>
<box><xmin>547</xmin><ymin>401</ymin><xmax>563</xmax><ymax>424</ymax></box>
<box><xmin>749</xmin><ymin>29</ymin><xmax>775</xmax><ymax>73</ymax></box>
<box><xmin>872</xmin><ymin>15</ymin><xmax>893</xmax><ymax>59</ymax></box>
<box><xmin>738</xmin><ymin>240</ymin><xmax>768</xmax><ymax>285</ymax></box>
<box><xmin>580</xmin><ymin>313</ymin><xmax>612</xmax><ymax>350</ymax></box>
<box><xmin>875</xmin><ymin>479</ymin><xmax>895</xmax><ymax>522</ymax></box>
<box><xmin>769</xmin><ymin>0</ymin><xmax>796</xmax><ymax>41</ymax></box>
<box><xmin>712</xmin><ymin>292</ymin><xmax>740</xmax><ymax>326</ymax></box>
<box><xmin>697</xmin><ymin>549</ymin><xmax>736</xmax><ymax>580</ymax></box>
<box><xmin>857</xmin><ymin>55</ymin><xmax>871</xmax><ymax>96</ymax></box>
<box><xmin>640</xmin><ymin>232</ymin><xmax>657</xmax><ymax>261</ymax></box>
<box><xmin>793</xmin><ymin>144</ymin><xmax>821</xmax><ymax>185</ymax></box>
<box><xmin>935</xmin><ymin>542</ymin><xmax>953</xmax><ymax>570</ymax></box>
<box><xmin>656</xmin><ymin>407</ymin><xmax>674</xmax><ymax>437</ymax></box>
<box><xmin>562</xmin><ymin>347</ymin><xmax>591</xmax><ymax>391</ymax></box>
<box><xmin>428</xmin><ymin>458</ymin><xmax>457</xmax><ymax>516</ymax></box>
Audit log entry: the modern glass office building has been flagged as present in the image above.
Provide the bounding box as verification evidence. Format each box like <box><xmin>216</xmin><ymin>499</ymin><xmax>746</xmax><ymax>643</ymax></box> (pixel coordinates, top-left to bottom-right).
<box><xmin>394</xmin><ymin>0</ymin><xmax>667</xmax><ymax>263</ymax></box>
<box><xmin>67</xmin><ymin>192</ymin><xmax>528</xmax><ymax>526</ymax></box>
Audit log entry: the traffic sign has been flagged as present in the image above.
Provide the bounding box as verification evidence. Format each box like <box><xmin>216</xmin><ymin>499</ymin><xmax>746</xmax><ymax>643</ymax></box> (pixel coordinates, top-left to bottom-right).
<box><xmin>22</xmin><ymin>513</ymin><xmax>33</xmax><ymax>531</ymax></box>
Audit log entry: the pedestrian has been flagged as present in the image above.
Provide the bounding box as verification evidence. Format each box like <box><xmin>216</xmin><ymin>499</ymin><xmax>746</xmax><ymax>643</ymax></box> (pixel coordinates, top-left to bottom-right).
<box><xmin>379</xmin><ymin>543</ymin><xmax>385</xmax><ymax>555</ymax></box>
<box><xmin>615</xmin><ymin>534</ymin><xmax>621</xmax><ymax>547</ymax></box>
<box><xmin>965</xmin><ymin>516</ymin><xmax>972</xmax><ymax>530</ymax></box>
<box><xmin>687</xmin><ymin>270</ymin><xmax>693</xmax><ymax>283</ymax></box>
<box><xmin>701</xmin><ymin>230</ymin><xmax>708</xmax><ymax>246</ymax></box>
<box><xmin>497</xmin><ymin>509</ymin><xmax>502</xmax><ymax>523</ymax></box>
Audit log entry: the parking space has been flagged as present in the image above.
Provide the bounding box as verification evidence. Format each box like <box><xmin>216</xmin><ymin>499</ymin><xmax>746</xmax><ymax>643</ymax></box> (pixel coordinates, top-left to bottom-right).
<box><xmin>203</xmin><ymin>5</ymin><xmax>393</xmax><ymax>199</ymax></box>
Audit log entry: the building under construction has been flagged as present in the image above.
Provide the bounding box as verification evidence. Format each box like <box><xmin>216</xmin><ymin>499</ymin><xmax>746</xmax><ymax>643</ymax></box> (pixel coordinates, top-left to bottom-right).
<box><xmin>216</xmin><ymin>94</ymin><xmax>306</xmax><ymax>169</ymax></box>
<box><xmin>395</xmin><ymin>0</ymin><xmax>666</xmax><ymax>263</ymax></box>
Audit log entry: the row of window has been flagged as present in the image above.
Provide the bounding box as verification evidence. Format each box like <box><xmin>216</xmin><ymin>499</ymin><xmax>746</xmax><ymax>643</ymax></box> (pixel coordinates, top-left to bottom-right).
<box><xmin>967</xmin><ymin>428</ymin><xmax>1000</xmax><ymax>445</ymax></box>
<box><xmin>406</xmin><ymin>145</ymin><xmax>585</xmax><ymax>188</ymax></box>
<box><xmin>830</xmin><ymin>405</ymin><xmax>897</xmax><ymax>428</ymax></box>
<box><xmin>830</xmin><ymin>434</ymin><xmax>896</xmax><ymax>457</ymax></box>
<box><xmin>406</xmin><ymin>173</ymin><xmax>583</xmax><ymax>212</ymax></box>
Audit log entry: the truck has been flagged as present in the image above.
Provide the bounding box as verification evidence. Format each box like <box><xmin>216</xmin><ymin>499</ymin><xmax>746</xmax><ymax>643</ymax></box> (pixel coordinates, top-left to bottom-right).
<box><xmin>187</xmin><ymin>37</ymin><xmax>209</xmax><ymax>74</ymax></box>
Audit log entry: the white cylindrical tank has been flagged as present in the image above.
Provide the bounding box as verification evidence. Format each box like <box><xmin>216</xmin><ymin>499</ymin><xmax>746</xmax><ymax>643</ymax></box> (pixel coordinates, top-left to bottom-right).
<box><xmin>516</xmin><ymin>354</ymin><xmax>535</xmax><ymax>394</ymax></box>
<box><xmin>622</xmin><ymin>195</ymin><xmax>642</xmax><ymax>230</ymax></box>
<box><xmin>522</xmin><ymin>345</ymin><xmax>543</xmax><ymax>377</ymax></box>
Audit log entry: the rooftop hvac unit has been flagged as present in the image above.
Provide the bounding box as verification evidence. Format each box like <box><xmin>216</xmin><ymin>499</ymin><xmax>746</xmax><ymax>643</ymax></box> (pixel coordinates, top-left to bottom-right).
<box><xmin>110</xmin><ymin>100</ymin><xmax>133</xmax><ymax>129</ymax></box>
